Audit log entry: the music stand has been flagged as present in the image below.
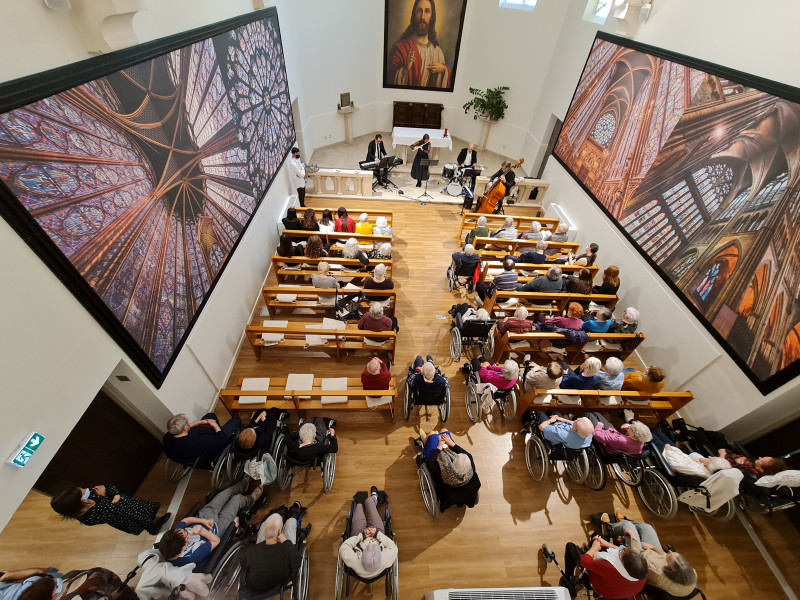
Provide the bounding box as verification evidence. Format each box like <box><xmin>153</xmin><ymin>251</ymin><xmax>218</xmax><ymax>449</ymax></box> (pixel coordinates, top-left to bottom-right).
<box><xmin>378</xmin><ymin>155</ymin><xmax>398</xmax><ymax>190</ymax></box>
<box><xmin>416</xmin><ymin>158</ymin><xmax>438</xmax><ymax>200</ymax></box>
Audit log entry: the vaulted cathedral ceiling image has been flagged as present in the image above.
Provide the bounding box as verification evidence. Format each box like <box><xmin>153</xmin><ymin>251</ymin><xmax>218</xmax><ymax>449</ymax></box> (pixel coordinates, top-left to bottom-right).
<box><xmin>555</xmin><ymin>35</ymin><xmax>800</xmax><ymax>392</ymax></box>
<box><xmin>0</xmin><ymin>14</ymin><xmax>294</xmax><ymax>378</ymax></box>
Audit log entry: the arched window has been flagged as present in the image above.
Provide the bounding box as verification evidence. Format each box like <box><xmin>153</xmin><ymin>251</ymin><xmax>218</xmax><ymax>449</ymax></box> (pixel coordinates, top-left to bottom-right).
<box><xmin>670</xmin><ymin>252</ymin><xmax>697</xmax><ymax>280</ymax></box>
<box><xmin>781</xmin><ymin>323</ymin><xmax>800</xmax><ymax>369</ymax></box>
<box><xmin>692</xmin><ymin>163</ymin><xmax>734</xmax><ymax>215</ymax></box>
<box><xmin>738</xmin><ymin>263</ymin><xmax>770</xmax><ymax>317</ymax></box>
<box><xmin>591</xmin><ymin>112</ymin><xmax>616</xmax><ymax>147</ymax></box>
<box><xmin>715</xmin><ymin>187</ymin><xmax>751</xmax><ymax>222</ymax></box>
<box><xmin>691</xmin><ymin>245</ymin><xmax>738</xmax><ymax>306</ymax></box>
<box><xmin>749</xmin><ymin>172</ymin><xmax>788</xmax><ymax>210</ymax></box>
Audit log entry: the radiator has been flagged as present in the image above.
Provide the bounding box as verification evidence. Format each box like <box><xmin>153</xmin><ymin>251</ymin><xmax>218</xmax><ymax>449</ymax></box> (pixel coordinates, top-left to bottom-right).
<box><xmin>424</xmin><ymin>587</ymin><xmax>571</xmax><ymax>600</ymax></box>
<box><xmin>544</xmin><ymin>203</ymin><xmax>577</xmax><ymax>242</ymax></box>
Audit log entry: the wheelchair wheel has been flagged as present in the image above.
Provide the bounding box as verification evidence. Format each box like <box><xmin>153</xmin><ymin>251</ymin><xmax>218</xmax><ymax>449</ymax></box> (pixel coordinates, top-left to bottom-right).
<box><xmin>465</xmin><ymin>381</ymin><xmax>481</xmax><ymax>423</ymax></box>
<box><xmin>418</xmin><ymin>463</ymin><xmax>440</xmax><ymax>517</ymax></box>
<box><xmin>737</xmin><ymin>494</ymin><xmax>769</xmax><ymax>515</ymax></box>
<box><xmin>208</xmin><ymin>540</ymin><xmax>246</xmax><ymax>599</ymax></box>
<box><xmin>439</xmin><ymin>386</ymin><xmax>451</xmax><ymax>422</ymax></box>
<box><xmin>226</xmin><ymin>452</ymin><xmax>245</xmax><ymax>485</ymax></box>
<box><xmin>692</xmin><ymin>498</ymin><xmax>736</xmax><ymax>521</ymax></box>
<box><xmin>448</xmin><ymin>272</ymin><xmax>455</xmax><ymax>292</ymax></box>
<box><xmin>525</xmin><ymin>435</ymin><xmax>548</xmax><ymax>481</ymax></box>
<box><xmin>323</xmin><ymin>452</ymin><xmax>336</xmax><ymax>494</ymax></box>
<box><xmin>334</xmin><ymin>554</ymin><xmax>345</xmax><ymax>600</ymax></box>
<box><xmin>388</xmin><ymin>557</ymin><xmax>399</xmax><ymax>600</ymax></box>
<box><xmin>498</xmin><ymin>389</ymin><xmax>516</xmax><ymax>421</ymax></box>
<box><xmin>403</xmin><ymin>377</ymin><xmax>414</xmax><ymax>421</ymax></box>
<box><xmin>612</xmin><ymin>458</ymin><xmax>644</xmax><ymax>488</ymax></box>
<box><xmin>211</xmin><ymin>453</ymin><xmax>232</xmax><ymax>491</ymax></box>
<box><xmin>565</xmin><ymin>449</ymin><xmax>589</xmax><ymax>484</ymax></box>
<box><xmin>294</xmin><ymin>545</ymin><xmax>309</xmax><ymax>600</ymax></box>
<box><xmin>637</xmin><ymin>469</ymin><xmax>678</xmax><ymax>519</ymax></box>
<box><xmin>583</xmin><ymin>447</ymin><xmax>606</xmax><ymax>491</ymax></box>
<box><xmin>276</xmin><ymin>440</ymin><xmax>293</xmax><ymax>491</ymax></box>
<box><xmin>164</xmin><ymin>458</ymin><xmax>192</xmax><ymax>482</ymax></box>
<box><xmin>484</xmin><ymin>327</ymin><xmax>495</xmax><ymax>360</ymax></box>
<box><xmin>450</xmin><ymin>327</ymin><xmax>462</xmax><ymax>361</ymax></box>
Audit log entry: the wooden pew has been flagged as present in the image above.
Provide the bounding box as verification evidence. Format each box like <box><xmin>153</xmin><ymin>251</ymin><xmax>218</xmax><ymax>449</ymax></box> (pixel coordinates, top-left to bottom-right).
<box><xmin>282</xmin><ymin>229</ymin><xmax>392</xmax><ymax>248</ymax></box>
<box><xmin>271</xmin><ymin>255</ymin><xmax>394</xmax><ymax>285</ymax></box>
<box><xmin>300</xmin><ymin>208</ymin><xmax>394</xmax><ymax>228</ymax></box>
<box><xmin>244</xmin><ymin>322</ymin><xmax>396</xmax><ymax>362</ymax></box>
<box><xmin>261</xmin><ymin>286</ymin><xmax>396</xmax><ymax>317</ymax></box>
<box><xmin>458</xmin><ymin>213</ymin><xmax>559</xmax><ymax>243</ymax></box>
<box><xmin>478</xmin><ymin>260</ymin><xmax>598</xmax><ymax>284</ymax></box>
<box><xmin>219</xmin><ymin>377</ymin><xmax>398</xmax><ymax>421</ymax></box>
<box><xmin>521</xmin><ymin>388</ymin><xmax>694</xmax><ymax>422</ymax></box>
<box><xmin>483</xmin><ymin>290</ymin><xmax>618</xmax><ymax>317</ymax></box>
<box><xmin>492</xmin><ymin>331</ymin><xmax>643</xmax><ymax>363</ymax></box>
<box><xmin>473</xmin><ymin>237</ymin><xmax>580</xmax><ymax>256</ymax></box>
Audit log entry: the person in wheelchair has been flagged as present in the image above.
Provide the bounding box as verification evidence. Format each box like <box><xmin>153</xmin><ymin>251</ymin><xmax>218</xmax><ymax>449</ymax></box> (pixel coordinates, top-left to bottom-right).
<box><xmin>563</xmin><ymin>532</ymin><xmax>648</xmax><ymax>599</ymax></box>
<box><xmin>587</xmin><ymin>412</ymin><xmax>652</xmax><ymax>455</ymax></box>
<box><xmin>594</xmin><ymin>508</ymin><xmax>698</xmax><ymax>598</ymax></box>
<box><xmin>235</xmin><ymin>408</ymin><xmax>283</xmax><ymax>455</ymax></box>
<box><xmin>449</xmin><ymin>304</ymin><xmax>490</xmax><ymax>323</ymax></box>
<box><xmin>163</xmin><ymin>413</ymin><xmax>241</xmax><ymax>467</ymax></box>
<box><xmin>339</xmin><ymin>487</ymin><xmax>398</xmax><ymax>578</ymax></box>
<box><xmin>468</xmin><ymin>356</ymin><xmax>519</xmax><ymax>391</ymax></box>
<box><xmin>241</xmin><ymin>506</ymin><xmax>307</xmax><ymax>595</ymax></box>
<box><xmin>157</xmin><ymin>478</ymin><xmax>265</xmax><ymax>567</ymax></box>
<box><xmin>536</xmin><ymin>412</ymin><xmax>594</xmax><ymax>450</ymax></box>
<box><xmin>420</xmin><ymin>429</ymin><xmax>476</xmax><ymax>488</ymax></box>
<box><xmin>285</xmin><ymin>418</ymin><xmax>338</xmax><ymax>464</ymax></box>
<box><xmin>410</xmin><ymin>355</ymin><xmax>448</xmax><ymax>396</ymax></box>
<box><xmin>451</xmin><ymin>243</ymin><xmax>480</xmax><ymax>272</ymax></box>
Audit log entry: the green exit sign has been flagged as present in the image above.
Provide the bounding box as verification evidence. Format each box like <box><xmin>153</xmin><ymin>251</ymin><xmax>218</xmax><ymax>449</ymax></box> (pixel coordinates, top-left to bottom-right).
<box><xmin>7</xmin><ymin>432</ymin><xmax>45</xmax><ymax>468</ymax></box>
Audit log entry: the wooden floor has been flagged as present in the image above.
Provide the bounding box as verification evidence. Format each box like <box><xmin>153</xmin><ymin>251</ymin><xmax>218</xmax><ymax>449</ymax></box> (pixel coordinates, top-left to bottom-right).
<box><xmin>2</xmin><ymin>198</ymin><xmax>799</xmax><ymax>599</ymax></box>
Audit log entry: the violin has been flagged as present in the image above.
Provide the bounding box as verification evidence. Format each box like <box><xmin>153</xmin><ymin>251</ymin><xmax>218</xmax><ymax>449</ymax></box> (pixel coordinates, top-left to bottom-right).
<box><xmin>477</xmin><ymin>158</ymin><xmax>524</xmax><ymax>214</ymax></box>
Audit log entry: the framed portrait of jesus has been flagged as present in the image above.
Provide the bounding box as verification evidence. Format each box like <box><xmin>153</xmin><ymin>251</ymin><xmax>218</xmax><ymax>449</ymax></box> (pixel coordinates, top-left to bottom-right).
<box><xmin>383</xmin><ymin>0</ymin><xmax>468</xmax><ymax>92</ymax></box>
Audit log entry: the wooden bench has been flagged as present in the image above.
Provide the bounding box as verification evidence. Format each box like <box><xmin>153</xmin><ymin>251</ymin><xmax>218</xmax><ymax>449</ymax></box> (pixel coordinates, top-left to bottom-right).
<box><xmin>245</xmin><ymin>322</ymin><xmax>396</xmax><ymax>362</ymax></box>
<box><xmin>261</xmin><ymin>286</ymin><xmax>397</xmax><ymax>318</ymax></box>
<box><xmin>522</xmin><ymin>389</ymin><xmax>693</xmax><ymax>422</ymax></box>
<box><xmin>492</xmin><ymin>331</ymin><xmax>643</xmax><ymax>363</ymax></box>
<box><xmin>300</xmin><ymin>209</ymin><xmax>394</xmax><ymax>228</ymax></box>
<box><xmin>282</xmin><ymin>229</ymin><xmax>393</xmax><ymax>248</ymax></box>
<box><xmin>483</xmin><ymin>290</ymin><xmax>618</xmax><ymax>317</ymax></box>
<box><xmin>458</xmin><ymin>213</ymin><xmax>559</xmax><ymax>243</ymax></box>
<box><xmin>478</xmin><ymin>261</ymin><xmax>598</xmax><ymax>284</ymax></box>
<box><xmin>473</xmin><ymin>237</ymin><xmax>580</xmax><ymax>256</ymax></box>
<box><xmin>219</xmin><ymin>377</ymin><xmax>398</xmax><ymax>420</ymax></box>
<box><xmin>271</xmin><ymin>255</ymin><xmax>394</xmax><ymax>285</ymax></box>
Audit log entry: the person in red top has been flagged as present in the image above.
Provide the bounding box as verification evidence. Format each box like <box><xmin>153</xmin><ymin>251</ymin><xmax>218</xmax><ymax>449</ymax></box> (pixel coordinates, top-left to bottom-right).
<box><xmin>469</xmin><ymin>356</ymin><xmax>519</xmax><ymax>390</ymax></box>
<box><xmin>545</xmin><ymin>302</ymin><xmax>584</xmax><ymax>330</ymax></box>
<box><xmin>498</xmin><ymin>305</ymin><xmax>533</xmax><ymax>335</ymax></box>
<box><xmin>563</xmin><ymin>534</ymin><xmax>648</xmax><ymax>599</ymax></box>
<box><xmin>357</xmin><ymin>302</ymin><xmax>399</xmax><ymax>341</ymax></box>
<box><xmin>362</xmin><ymin>357</ymin><xmax>392</xmax><ymax>390</ymax></box>
<box><xmin>335</xmin><ymin>207</ymin><xmax>356</xmax><ymax>233</ymax></box>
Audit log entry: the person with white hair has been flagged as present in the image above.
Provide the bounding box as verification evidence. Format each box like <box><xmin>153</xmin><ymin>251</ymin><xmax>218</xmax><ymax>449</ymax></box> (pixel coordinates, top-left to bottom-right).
<box><xmin>419</xmin><ymin>428</ymin><xmax>477</xmax><ymax>489</ymax></box>
<box><xmin>410</xmin><ymin>355</ymin><xmax>448</xmax><ymax>396</ymax></box>
<box><xmin>361</xmin><ymin>356</ymin><xmax>392</xmax><ymax>390</ymax></box>
<box><xmin>451</xmin><ymin>243</ymin><xmax>480</xmax><ymax>273</ymax></box>
<box><xmin>596</xmin><ymin>357</ymin><xmax>624</xmax><ymax>390</ymax></box>
<box><xmin>341</xmin><ymin>237</ymin><xmax>369</xmax><ymax>266</ymax></box>
<box><xmin>609</xmin><ymin>306</ymin><xmax>639</xmax><ymax>334</ymax></box>
<box><xmin>449</xmin><ymin>303</ymin><xmax>491</xmax><ymax>322</ymax></box>
<box><xmin>470</xmin><ymin>356</ymin><xmax>519</xmax><ymax>391</ymax></box>
<box><xmin>514</xmin><ymin>239</ymin><xmax>549</xmax><ymax>265</ymax></box>
<box><xmin>498</xmin><ymin>305</ymin><xmax>532</xmax><ymax>334</ymax></box>
<box><xmin>372</xmin><ymin>216</ymin><xmax>393</xmax><ymax>238</ymax></box>
<box><xmin>355</xmin><ymin>213</ymin><xmax>373</xmax><ymax>235</ymax></box>
<box><xmin>363</xmin><ymin>263</ymin><xmax>394</xmax><ymax>303</ymax></box>
<box><xmin>358</xmin><ymin>301</ymin><xmax>399</xmax><ymax>335</ymax></box>
<box><xmin>517</xmin><ymin>264</ymin><xmax>564</xmax><ymax>293</ymax></box>
<box><xmin>163</xmin><ymin>412</ymin><xmax>241</xmax><ymax>466</ymax></box>
<box><xmin>521</xmin><ymin>221</ymin><xmax>546</xmax><ymax>241</ymax></box>
<box><xmin>242</xmin><ymin>509</ymin><xmax>305</xmax><ymax>594</ymax></box>
<box><xmin>583</xmin><ymin>307</ymin><xmax>613</xmax><ymax>333</ymax></box>
<box><xmin>545</xmin><ymin>222</ymin><xmax>569</xmax><ymax>255</ymax></box>
<box><xmin>560</xmin><ymin>356</ymin><xmax>602</xmax><ymax>390</ymax></box>
<box><xmin>368</xmin><ymin>242</ymin><xmax>392</xmax><ymax>261</ymax></box>
<box><xmin>339</xmin><ymin>487</ymin><xmax>397</xmax><ymax>578</ymax></box>
<box><xmin>536</xmin><ymin>412</ymin><xmax>594</xmax><ymax>449</ymax></box>
<box><xmin>311</xmin><ymin>261</ymin><xmax>339</xmax><ymax>290</ymax></box>
<box><xmin>465</xmin><ymin>215</ymin><xmax>489</xmax><ymax>247</ymax></box>
<box><xmin>490</xmin><ymin>216</ymin><xmax>518</xmax><ymax>241</ymax></box>
<box><xmin>285</xmin><ymin>418</ymin><xmax>337</xmax><ymax>464</ymax></box>
<box><xmin>586</xmin><ymin>412</ymin><xmax>652</xmax><ymax>455</ymax></box>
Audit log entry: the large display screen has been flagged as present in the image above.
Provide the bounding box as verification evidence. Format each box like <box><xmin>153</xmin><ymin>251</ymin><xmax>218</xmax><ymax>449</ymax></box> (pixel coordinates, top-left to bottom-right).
<box><xmin>553</xmin><ymin>32</ymin><xmax>800</xmax><ymax>394</ymax></box>
<box><xmin>0</xmin><ymin>9</ymin><xmax>294</xmax><ymax>386</ymax></box>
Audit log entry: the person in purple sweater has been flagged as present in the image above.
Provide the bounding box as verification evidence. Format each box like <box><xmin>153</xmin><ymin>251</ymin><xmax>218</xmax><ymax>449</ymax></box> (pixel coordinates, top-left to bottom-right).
<box><xmin>470</xmin><ymin>356</ymin><xmax>519</xmax><ymax>390</ymax></box>
<box><xmin>586</xmin><ymin>412</ymin><xmax>652</xmax><ymax>454</ymax></box>
<box><xmin>546</xmin><ymin>302</ymin><xmax>584</xmax><ymax>329</ymax></box>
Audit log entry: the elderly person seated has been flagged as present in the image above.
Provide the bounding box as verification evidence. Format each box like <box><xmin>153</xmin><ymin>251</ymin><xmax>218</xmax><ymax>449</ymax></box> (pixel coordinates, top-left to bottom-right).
<box><xmin>560</xmin><ymin>357</ymin><xmax>602</xmax><ymax>390</ymax></box>
<box><xmin>470</xmin><ymin>356</ymin><xmax>519</xmax><ymax>391</ymax></box>
<box><xmin>410</xmin><ymin>355</ymin><xmax>448</xmax><ymax>397</ymax></box>
<box><xmin>517</xmin><ymin>264</ymin><xmax>564</xmax><ymax>293</ymax></box>
<box><xmin>513</xmin><ymin>240</ymin><xmax>548</xmax><ymax>265</ymax></box>
<box><xmin>162</xmin><ymin>413</ymin><xmax>241</xmax><ymax>466</ymax></box>
<box><xmin>311</xmin><ymin>261</ymin><xmax>339</xmax><ymax>290</ymax></box>
<box><xmin>363</xmin><ymin>263</ymin><xmax>394</xmax><ymax>303</ymax></box>
<box><xmin>372</xmin><ymin>216</ymin><xmax>393</xmax><ymax>238</ymax></box>
<box><xmin>595</xmin><ymin>357</ymin><xmax>624</xmax><ymax>390</ymax></box>
<box><xmin>586</xmin><ymin>412</ymin><xmax>652</xmax><ymax>455</ymax></box>
<box><xmin>520</xmin><ymin>220</ymin><xmax>547</xmax><ymax>241</ymax></box>
<box><xmin>368</xmin><ymin>242</ymin><xmax>392</xmax><ymax>261</ymax></box>
<box><xmin>609</xmin><ymin>306</ymin><xmax>639</xmax><ymax>333</ymax></box>
<box><xmin>596</xmin><ymin>508</ymin><xmax>697</xmax><ymax>597</ymax></box>
<box><xmin>546</xmin><ymin>302</ymin><xmax>585</xmax><ymax>330</ymax></box>
<box><xmin>241</xmin><ymin>509</ymin><xmax>306</xmax><ymax>595</ymax></box>
<box><xmin>358</xmin><ymin>301</ymin><xmax>399</xmax><ymax>336</ymax></box>
<box><xmin>536</xmin><ymin>412</ymin><xmax>594</xmax><ymax>449</ymax></box>
<box><xmin>341</xmin><ymin>237</ymin><xmax>369</xmax><ymax>266</ymax></box>
<box><xmin>490</xmin><ymin>216</ymin><xmax>518</xmax><ymax>241</ymax></box>
<box><xmin>562</xmin><ymin>532</ymin><xmax>648</xmax><ymax>599</ymax></box>
<box><xmin>419</xmin><ymin>429</ymin><xmax>480</xmax><ymax>511</ymax></box>
<box><xmin>582</xmin><ymin>307</ymin><xmax>612</xmax><ymax>333</ymax></box>
<box><xmin>521</xmin><ymin>355</ymin><xmax>563</xmax><ymax>392</ymax></box>
<box><xmin>476</xmin><ymin>257</ymin><xmax>518</xmax><ymax>302</ymax></box>
<box><xmin>236</xmin><ymin>408</ymin><xmax>281</xmax><ymax>454</ymax></box>
<box><xmin>450</xmin><ymin>304</ymin><xmax>491</xmax><ymax>322</ymax></box>
<box><xmin>622</xmin><ymin>365</ymin><xmax>665</xmax><ymax>393</ymax></box>
<box><xmin>717</xmin><ymin>448</ymin><xmax>787</xmax><ymax>481</ymax></box>
<box><xmin>464</xmin><ymin>215</ymin><xmax>489</xmax><ymax>246</ymax></box>
<box><xmin>339</xmin><ymin>487</ymin><xmax>398</xmax><ymax>579</ymax></box>
<box><xmin>362</xmin><ymin>357</ymin><xmax>391</xmax><ymax>390</ymax></box>
<box><xmin>285</xmin><ymin>418</ymin><xmax>338</xmax><ymax>464</ymax></box>
<box><xmin>156</xmin><ymin>479</ymin><xmax>264</xmax><ymax>567</ymax></box>
<box><xmin>355</xmin><ymin>213</ymin><xmax>373</xmax><ymax>234</ymax></box>
<box><xmin>451</xmin><ymin>243</ymin><xmax>480</xmax><ymax>273</ymax></box>
<box><xmin>498</xmin><ymin>305</ymin><xmax>532</xmax><ymax>335</ymax></box>
<box><xmin>545</xmin><ymin>222</ymin><xmax>569</xmax><ymax>255</ymax></box>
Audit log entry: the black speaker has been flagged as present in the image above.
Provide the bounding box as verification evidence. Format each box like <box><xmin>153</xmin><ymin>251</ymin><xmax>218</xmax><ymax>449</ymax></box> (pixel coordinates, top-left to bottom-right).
<box><xmin>462</xmin><ymin>196</ymin><xmax>474</xmax><ymax>211</ymax></box>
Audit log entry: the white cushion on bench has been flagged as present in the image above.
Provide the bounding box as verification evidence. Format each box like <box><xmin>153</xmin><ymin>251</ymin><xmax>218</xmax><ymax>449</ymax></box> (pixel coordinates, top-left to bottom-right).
<box><xmin>285</xmin><ymin>373</ymin><xmax>314</xmax><ymax>400</ymax></box>
<box><xmin>321</xmin><ymin>377</ymin><xmax>348</xmax><ymax>404</ymax></box>
<box><xmin>366</xmin><ymin>395</ymin><xmax>393</xmax><ymax>408</ymax></box>
<box><xmin>239</xmin><ymin>378</ymin><xmax>270</xmax><ymax>405</ymax></box>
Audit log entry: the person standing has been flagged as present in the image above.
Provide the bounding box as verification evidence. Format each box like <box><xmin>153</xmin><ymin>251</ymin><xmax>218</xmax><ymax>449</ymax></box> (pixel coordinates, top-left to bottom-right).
<box><xmin>289</xmin><ymin>147</ymin><xmax>306</xmax><ymax>208</ymax></box>
<box><xmin>410</xmin><ymin>134</ymin><xmax>431</xmax><ymax>187</ymax></box>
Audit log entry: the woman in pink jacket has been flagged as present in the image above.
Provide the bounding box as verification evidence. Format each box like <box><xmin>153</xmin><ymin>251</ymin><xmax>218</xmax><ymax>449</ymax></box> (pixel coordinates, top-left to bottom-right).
<box><xmin>469</xmin><ymin>356</ymin><xmax>519</xmax><ymax>390</ymax></box>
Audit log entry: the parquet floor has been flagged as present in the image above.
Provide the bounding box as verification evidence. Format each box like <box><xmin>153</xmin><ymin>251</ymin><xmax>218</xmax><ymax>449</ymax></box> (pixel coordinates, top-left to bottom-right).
<box><xmin>1</xmin><ymin>197</ymin><xmax>798</xmax><ymax>599</ymax></box>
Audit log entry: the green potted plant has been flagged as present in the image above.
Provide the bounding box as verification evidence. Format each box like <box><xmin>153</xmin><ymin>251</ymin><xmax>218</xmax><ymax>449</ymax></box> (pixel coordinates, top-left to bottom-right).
<box><xmin>463</xmin><ymin>86</ymin><xmax>510</xmax><ymax>121</ymax></box>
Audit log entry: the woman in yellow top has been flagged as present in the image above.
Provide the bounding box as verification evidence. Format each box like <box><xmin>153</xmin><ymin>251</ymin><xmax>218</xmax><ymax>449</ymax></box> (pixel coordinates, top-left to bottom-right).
<box><xmin>622</xmin><ymin>365</ymin><xmax>665</xmax><ymax>393</ymax></box>
<box><xmin>355</xmin><ymin>213</ymin><xmax>373</xmax><ymax>234</ymax></box>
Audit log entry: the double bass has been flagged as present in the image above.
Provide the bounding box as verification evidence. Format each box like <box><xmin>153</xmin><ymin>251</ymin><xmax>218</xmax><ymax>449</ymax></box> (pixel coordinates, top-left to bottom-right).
<box><xmin>476</xmin><ymin>158</ymin><xmax>524</xmax><ymax>214</ymax></box>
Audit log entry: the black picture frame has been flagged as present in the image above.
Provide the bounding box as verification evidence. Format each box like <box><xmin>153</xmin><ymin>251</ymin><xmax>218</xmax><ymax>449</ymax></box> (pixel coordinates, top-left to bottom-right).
<box><xmin>382</xmin><ymin>0</ymin><xmax>468</xmax><ymax>93</ymax></box>
<box><xmin>552</xmin><ymin>31</ymin><xmax>800</xmax><ymax>395</ymax></box>
<box><xmin>0</xmin><ymin>7</ymin><xmax>295</xmax><ymax>388</ymax></box>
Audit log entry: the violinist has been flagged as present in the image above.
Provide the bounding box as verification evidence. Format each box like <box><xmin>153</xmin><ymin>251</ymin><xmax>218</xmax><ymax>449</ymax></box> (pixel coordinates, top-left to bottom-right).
<box><xmin>410</xmin><ymin>133</ymin><xmax>431</xmax><ymax>187</ymax></box>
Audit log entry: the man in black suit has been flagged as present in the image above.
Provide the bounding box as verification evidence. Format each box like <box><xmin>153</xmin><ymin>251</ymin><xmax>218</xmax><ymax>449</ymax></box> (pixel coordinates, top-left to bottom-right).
<box><xmin>456</xmin><ymin>143</ymin><xmax>478</xmax><ymax>190</ymax></box>
<box><xmin>488</xmin><ymin>161</ymin><xmax>516</xmax><ymax>200</ymax></box>
<box><xmin>366</xmin><ymin>134</ymin><xmax>389</xmax><ymax>185</ymax></box>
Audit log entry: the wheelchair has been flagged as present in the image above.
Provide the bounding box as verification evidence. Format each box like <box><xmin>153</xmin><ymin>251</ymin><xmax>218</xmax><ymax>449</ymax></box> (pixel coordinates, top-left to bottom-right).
<box><xmin>447</xmin><ymin>257</ymin><xmax>480</xmax><ymax>293</ymax></box>
<box><xmin>404</xmin><ymin>363</ymin><xmax>451</xmax><ymax>422</ymax></box>
<box><xmin>414</xmin><ymin>437</ymin><xmax>481</xmax><ymax>517</ymax></box>
<box><xmin>463</xmin><ymin>362</ymin><xmax>517</xmax><ymax>422</ymax></box>
<box><xmin>449</xmin><ymin>310</ymin><xmax>496</xmax><ymax>362</ymax></box>
<box><xmin>335</xmin><ymin>491</ymin><xmax>398</xmax><ymax>600</ymax></box>
<box><xmin>164</xmin><ymin>443</ymin><xmax>233</xmax><ymax>491</ymax></box>
<box><xmin>209</xmin><ymin>512</ymin><xmax>310</xmax><ymax>600</ymax></box>
<box><xmin>524</xmin><ymin>418</ymin><xmax>589</xmax><ymax>484</ymax></box>
<box><xmin>274</xmin><ymin>418</ymin><xmax>337</xmax><ymax>494</ymax></box>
